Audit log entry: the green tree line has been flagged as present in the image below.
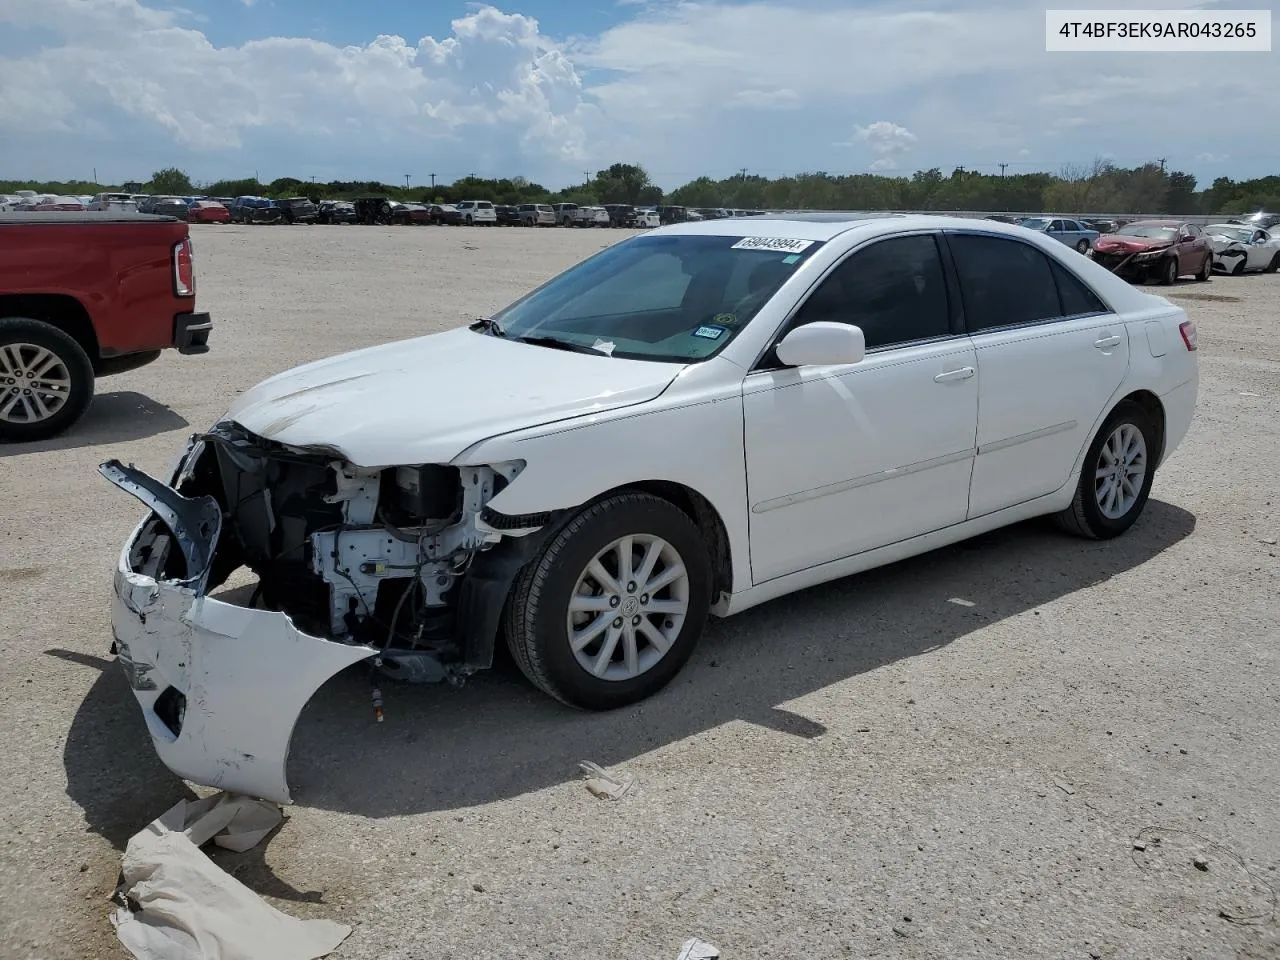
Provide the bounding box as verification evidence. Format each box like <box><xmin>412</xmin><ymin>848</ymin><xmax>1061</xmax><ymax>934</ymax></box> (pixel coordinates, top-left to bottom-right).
<box><xmin>5</xmin><ymin>160</ymin><xmax>1279</xmax><ymax>215</ymax></box>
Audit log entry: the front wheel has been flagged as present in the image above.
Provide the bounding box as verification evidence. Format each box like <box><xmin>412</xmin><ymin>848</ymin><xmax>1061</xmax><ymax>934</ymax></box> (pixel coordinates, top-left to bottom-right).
<box><xmin>0</xmin><ymin>317</ymin><xmax>95</xmax><ymax>443</ymax></box>
<box><xmin>1267</xmin><ymin>253</ymin><xmax>1280</xmax><ymax>274</ymax></box>
<box><xmin>1160</xmin><ymin>256</ymin><xmax>1179</xmax><ymax>285</ymax></box>
<box><xmin>504</xmin><ymin>492</ymin><xmax>712</xmax><ymax>709</ymax></box>
<box><xmin>1055</xmin><ymin>401</ymin><xmax>1157</xmax><ymax>540</ymax></box>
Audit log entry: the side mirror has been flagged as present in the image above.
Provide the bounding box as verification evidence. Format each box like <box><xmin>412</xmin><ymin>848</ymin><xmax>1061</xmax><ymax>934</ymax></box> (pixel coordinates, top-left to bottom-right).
<box><xmin>775</xmin><ymin>322</ymin><xmax>866</xmax><ymax>367</ymax></box>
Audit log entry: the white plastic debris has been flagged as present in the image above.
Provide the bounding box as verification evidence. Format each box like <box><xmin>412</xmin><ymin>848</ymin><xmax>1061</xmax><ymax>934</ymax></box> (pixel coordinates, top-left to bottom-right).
<box><xmin>578</xmin><ymin>760</ymin><xmax>634</xmax><ymax>800</ymax></box>
<box><xmin>676</xmin><ymin>938</ymin><xmax>721</xmax><ymax>959</ymax></box>
<box><xmin>112</xmin><ymin>792</ymin><xmax>351</xmax><ymax>960</ymax></box>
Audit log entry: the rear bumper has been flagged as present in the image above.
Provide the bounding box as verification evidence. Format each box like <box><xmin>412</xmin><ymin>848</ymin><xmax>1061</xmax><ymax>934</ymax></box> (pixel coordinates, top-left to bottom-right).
<box><xmin>174</xmin><ymin>312</ymin><xmax>212</xmax><ymax>355</ymax></box>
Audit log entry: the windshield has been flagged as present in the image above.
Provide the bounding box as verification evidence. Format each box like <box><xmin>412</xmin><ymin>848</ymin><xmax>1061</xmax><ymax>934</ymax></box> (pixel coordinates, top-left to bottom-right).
<box><xmin>1208</xmin><ymin>225</ymin><xmax>1251</xmax><ymax>242</ymax></box>
<box><xmin>1120</xmin><ymin>224</ymin><xmax>1178</xmax><ymax>240</ymax></box>
<box><xmin>487</xmin><ymin>233</ymin><xmax>823</xmax><ymax>363</ymax></box>
<box><xmin>1020</xmin><ymin>218</ymin><xmax>1051</xmax><ymax>229</ymax></box>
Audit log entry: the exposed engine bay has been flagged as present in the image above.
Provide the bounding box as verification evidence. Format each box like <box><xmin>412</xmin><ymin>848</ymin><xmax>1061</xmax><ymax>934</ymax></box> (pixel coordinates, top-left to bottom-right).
<box><xmin>157</xmin><ymin>421</ymin><xmax>531</xmax><ymax>683</ymax></box>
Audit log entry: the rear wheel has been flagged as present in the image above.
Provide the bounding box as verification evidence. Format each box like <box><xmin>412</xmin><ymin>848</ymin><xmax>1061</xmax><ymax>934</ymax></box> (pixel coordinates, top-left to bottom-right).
<box><xmin>1075</xmin><ymin>238</ymin><xmax>1090</xmax><ymax>253</ymax></box>
<box><xmin>1196</xmin><ymin>252</ymin><xmax>1212</xmax><ymax>282</ymax></box>
<box><xmin>1055</xmin><ymin>401</ymin><xmax>1157</xmax><ymax>540</ymax></box>
<box><xmin>1267</xmin><ymin>253</ymin><xmax>1280</xmax><ymax>274</ymax></box>
<box><xmin>504</xmin><ymin>492</ymin><xmax>712</xmax><ymax>710</ymax></box>
<box><xmin>0</xmin><ymin>318</ymin><xmax>94</xmax><ymax>443</ymax></box>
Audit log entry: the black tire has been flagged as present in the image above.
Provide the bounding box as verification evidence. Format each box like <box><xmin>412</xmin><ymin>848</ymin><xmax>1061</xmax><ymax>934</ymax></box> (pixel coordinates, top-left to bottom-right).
<box><xmin>1075</xmin><ymin>238</ymin><xmax>1090</xmax><ymax>253</ymax></box>
<box><xmin>0</xmin><ymin>317</ymin><xmax>95</xmax><ymax>443</ymax></box>
<box><xmin>1054</xmin><ymin>400</ymin><xmax>1157</xmax><ymax>540</ymax></box>
<box><xmin>1267</xmin><ymin>253</ymin><xmax>1280</xmax><ymax>274</ymax></box>
<box><xmin>504</xmin><ymin>492</ymin><xmax>713</xmax><ymax>710</ymax></box>
<box><xmin>1159</xmin><ymin>256</ymin><xmax>1179</xmax><ymax>285</ymax></box>
<box><xmin>1232</xmin><ymin>257</ymin><xmax>1247</xmax><ymax>276</ymax></box>
<box><xmin>1196</xmin><ymin>252</ymin><xmax>1212</xmax><ymax>282</ymax></box>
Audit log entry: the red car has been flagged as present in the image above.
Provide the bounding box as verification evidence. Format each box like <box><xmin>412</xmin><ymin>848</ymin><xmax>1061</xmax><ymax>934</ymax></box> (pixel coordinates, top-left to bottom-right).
<box><xmin>187</xmin><ymin>200</ymin><xmax>230</xmax><ymax>224</ymax></box>
<box><xmin>1091</xmin><ymin>219</ymin><xmax>1213</xmax><ymax>285</ymax></box>
<box><xmin>0</xmin><ymin>210</ymin><xmax>212</xmax><ymax>441</ymax></box>
<box><xmin>31</xmin><ymin>196</ymin><xmax>86</xmax><ymax>212</ymax></box>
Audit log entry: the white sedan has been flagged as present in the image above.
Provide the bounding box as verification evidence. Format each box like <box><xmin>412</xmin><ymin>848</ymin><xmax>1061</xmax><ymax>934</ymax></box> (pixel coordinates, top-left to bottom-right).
<box><xmin>102</xmin><ymin>214</ymin><xmax>1199</xmax><ymax>803</ymax></box>
<box><xmin>1205</xmin><ymin>222</ymin><xmax>1280</xmax><ymax>274</ymax></box>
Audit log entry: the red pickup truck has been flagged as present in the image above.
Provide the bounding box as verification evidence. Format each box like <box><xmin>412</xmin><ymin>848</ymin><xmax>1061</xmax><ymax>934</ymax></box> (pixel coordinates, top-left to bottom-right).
<box><xmin>0</xmin><ymin>211</ymin><xmax>212</xmax><ymax>442</ymax></box>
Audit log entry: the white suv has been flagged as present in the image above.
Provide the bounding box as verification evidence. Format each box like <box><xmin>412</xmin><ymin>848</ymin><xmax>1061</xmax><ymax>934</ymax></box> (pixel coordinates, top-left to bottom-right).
<box><xmin>454</xmin><ymin>200</ymin><xmax>497</xmax><ymax>226</ymax></box>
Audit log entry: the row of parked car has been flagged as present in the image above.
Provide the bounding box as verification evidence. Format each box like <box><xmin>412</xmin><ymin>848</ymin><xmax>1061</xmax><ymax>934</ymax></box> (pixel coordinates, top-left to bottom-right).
<box><xmin>0</xmin><ymin>190</ymin><xmax>768</xmax><ymax>231</ymax></box>
<box><xmin>1002</xmin><ymin>211</ymin><xmax>1280</xmax><ymax>282</ymax></box>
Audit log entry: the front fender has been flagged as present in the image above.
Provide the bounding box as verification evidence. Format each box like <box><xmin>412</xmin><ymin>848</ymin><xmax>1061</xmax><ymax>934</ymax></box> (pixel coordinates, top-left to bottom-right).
<box><xmin>456</xmin><ymin>378</ymin><xmax>752</xmax><ymax>594</ymax></box>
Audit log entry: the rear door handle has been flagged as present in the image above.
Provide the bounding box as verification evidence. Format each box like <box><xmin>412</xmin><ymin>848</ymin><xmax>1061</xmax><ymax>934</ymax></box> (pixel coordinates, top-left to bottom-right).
<box><xmin>934</xmin><ymin>366</ymin><xmax>975</xmax><ymax>383</ymax></box>
<box><xmin>1094</xmin><ymin>335</ymin><xmax>1122</xmax><ymax>349</ymax></box>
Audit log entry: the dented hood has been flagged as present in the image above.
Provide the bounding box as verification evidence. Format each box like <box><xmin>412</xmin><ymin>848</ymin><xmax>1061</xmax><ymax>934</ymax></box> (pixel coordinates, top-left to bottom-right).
<box><xmin>224</xmin><ymin>327</ymin><xmax>683</xmax><ymax>466</ymax></box>
<box><xmin>1093</xmin><ymin>235</ymin><xmax>1171</xmax><ymax>254</ymax></box>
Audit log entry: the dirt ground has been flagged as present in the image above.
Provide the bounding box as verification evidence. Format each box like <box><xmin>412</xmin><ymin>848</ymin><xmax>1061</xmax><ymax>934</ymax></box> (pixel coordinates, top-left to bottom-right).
<box><xmin>1</xmin><ymin>224</ymin><xmax>1277</xmax><ymax>960</ymax></box>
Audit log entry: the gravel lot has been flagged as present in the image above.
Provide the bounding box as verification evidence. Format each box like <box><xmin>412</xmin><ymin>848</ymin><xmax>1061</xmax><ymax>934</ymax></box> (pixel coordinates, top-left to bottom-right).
<box><xmin>1</xmin><ymin>224</ymin><xmax>1278</xmax><ymax>960</ymax></box>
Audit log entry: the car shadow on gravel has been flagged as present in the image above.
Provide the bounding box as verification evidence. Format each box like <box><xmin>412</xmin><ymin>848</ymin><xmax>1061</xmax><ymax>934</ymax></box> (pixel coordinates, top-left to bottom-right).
<box><xmin>61</xmin><ymin>501</ymin><xmax>1195</xmax><ymax>840</ymax></box>
<box><xmin>0</xmin><ymin>391</ymin><xmax>187</xmax><ymax>457</ymax></box>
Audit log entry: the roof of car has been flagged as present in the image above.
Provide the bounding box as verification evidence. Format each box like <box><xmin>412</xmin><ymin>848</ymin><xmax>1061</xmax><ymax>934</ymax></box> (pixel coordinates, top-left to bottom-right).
<box><xmin>653</xmin><ymin>212</ymin><xmax>1060</xmax><ymax>242</ymax></box>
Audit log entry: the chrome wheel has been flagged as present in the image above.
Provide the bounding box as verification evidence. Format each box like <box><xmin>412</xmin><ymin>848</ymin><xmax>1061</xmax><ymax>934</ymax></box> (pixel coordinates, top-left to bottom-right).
<box><xmin>566</xmin><ymin>534</ymin><xmax>690</xmax><ymax>681</ymax></box>
<box><xmin>1094</xmin><ymin>423</ymin><xmax>1147</xmax><ymax>520</ymax></box>
<box><xmin>0</xmin><ymin>342</ymin><xmax>71</xmax><ymax>424</ymax></box>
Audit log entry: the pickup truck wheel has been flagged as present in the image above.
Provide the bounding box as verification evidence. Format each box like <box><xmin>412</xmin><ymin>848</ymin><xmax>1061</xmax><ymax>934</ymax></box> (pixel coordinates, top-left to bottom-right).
<box><xmin>0</xmin><ymin>318</ymin><xmax>94</xmax><ymax>443</ymax></box>
<box><xmin>504</xmin><ymin>492</ymin><xmax>712</xmax><ymax>710</ymax></box>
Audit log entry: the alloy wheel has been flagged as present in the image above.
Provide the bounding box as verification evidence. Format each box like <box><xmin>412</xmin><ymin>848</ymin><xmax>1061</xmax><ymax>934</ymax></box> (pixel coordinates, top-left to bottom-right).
<box><xmin>0</xmin><ymin>342</ymin><xmax>71</xmax><ymax>424</ymax></box>
<box><xmin>1094</xmin><ymin>423</ymin><xmax>1147</xmax><ymax>520</ymax></box>
<box><xmin>565</xmin><ymin>534</ymin><xmax>690</xmax><ymax>681</ymax></box>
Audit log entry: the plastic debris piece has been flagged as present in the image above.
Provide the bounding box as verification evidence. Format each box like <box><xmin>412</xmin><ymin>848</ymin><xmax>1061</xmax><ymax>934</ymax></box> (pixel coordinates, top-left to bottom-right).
<box><xmin>578</xmin><ymin>760</ymin><xmax>634</xmax><ymax>801</ymax></box>
<box><xmin>675</xmin><ymin>938</ymin><xmax>720</xmax><ymax>959</ymax></box>
<box><xmin>112</xmin><ymin>792</ymin><xmax>350</xmax><ymax>960</ymax></box>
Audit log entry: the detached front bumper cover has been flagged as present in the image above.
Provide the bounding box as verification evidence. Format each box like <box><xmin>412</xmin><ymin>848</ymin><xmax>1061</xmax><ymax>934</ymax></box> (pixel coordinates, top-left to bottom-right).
<box><xmin>100</xmin><ymin>455</ymin><xmax>377</xmax><ymax>804</ymax></box>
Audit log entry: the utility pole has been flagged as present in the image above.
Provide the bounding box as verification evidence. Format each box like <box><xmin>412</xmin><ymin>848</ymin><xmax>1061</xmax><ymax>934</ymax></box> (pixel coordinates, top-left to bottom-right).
<box><xmin>93</xmin><ymin>166</ymin><xmax>98</xmax><ymax>184</ymax></box>
<box><xmin>584</xmin><ymin>170</ymin><xmax>591</xmax><ymax>186</ymax></box>
<box><xmin>739</xmin><ymin>167</ymin><xmax>747</xmax><ymax>180</ymax></box>
<box><xmin>404</xmin><ymin>174</ymin><xmax>411</xmax><ymax>189</ymax></box>
<box><xmin>429</xmin><ymin>173</ymin><xmax>437</xmax><ymax>190</ymax></box>
<box><xmin>1157</xmin><ymin>157</ymin><xmax>1166</xmax><ymax>173</ymax></box>
<box><xmin>999</xmin><ymin>163</ymin><xmax>1007</xmax><ymax>177</ymax></box>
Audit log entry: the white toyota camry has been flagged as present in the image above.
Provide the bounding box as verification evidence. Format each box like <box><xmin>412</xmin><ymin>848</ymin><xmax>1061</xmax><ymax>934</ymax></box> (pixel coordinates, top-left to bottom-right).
<box><xmin>103</xmin><ymin>213</ymin><xmax>1199</xmax><ymax>803</ymax></box>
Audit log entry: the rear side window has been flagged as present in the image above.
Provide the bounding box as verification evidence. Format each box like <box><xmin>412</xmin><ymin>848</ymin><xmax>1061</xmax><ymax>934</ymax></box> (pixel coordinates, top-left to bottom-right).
<box><xmin>1050</xmin><ymin>261</ymin><xmax>1108</xmax><ymax>317</ymax></box>
<box><xmin>789</xmin><ymin>235</ymin><xmax>951</xmax><ymax>350</ymax></box>
<box><xmin>948</xmin><ymin>234</ymin><xmax>1063</xmax><ymax>331</ymax></box>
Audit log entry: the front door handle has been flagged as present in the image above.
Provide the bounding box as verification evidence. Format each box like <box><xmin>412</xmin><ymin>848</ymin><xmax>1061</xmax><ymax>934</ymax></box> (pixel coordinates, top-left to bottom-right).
<box><xmin>1094</xmin><ymin>335</ymin><xmax>1122</xmax><ymax>349</ymax></box>
<box><xmin>934</xmin><ymin>366</ymin><xmax>975</xmax><ymax>383</ymax></box>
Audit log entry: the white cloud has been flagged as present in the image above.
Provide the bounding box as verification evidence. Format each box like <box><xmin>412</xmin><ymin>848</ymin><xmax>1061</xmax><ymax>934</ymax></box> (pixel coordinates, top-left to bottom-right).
<box><xmin>1196</xmin><ymin>152</ymin><xmax>1228</xmax><ymax>164</ymax></box>
<box><xmin>0</xmin><ymin>0</ymin><xmax>1277</xmax><ymax>187</ymax></box>
<box><xmin>855</xmin><ymin>121</ymin><xmax>918</xmax><ymax>155</ymax></box>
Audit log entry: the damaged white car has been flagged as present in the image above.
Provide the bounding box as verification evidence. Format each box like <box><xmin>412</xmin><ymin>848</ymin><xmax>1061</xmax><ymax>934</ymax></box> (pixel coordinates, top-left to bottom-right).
<box><xmin>1205</xmin><ymin>222</ymin><xmax>1280</xmax><ymax>275</ymax></box>
<box><xmin>104</xmin><ymin>214</ymin><xmax>1198</xmax><ymax>804</ymax></box>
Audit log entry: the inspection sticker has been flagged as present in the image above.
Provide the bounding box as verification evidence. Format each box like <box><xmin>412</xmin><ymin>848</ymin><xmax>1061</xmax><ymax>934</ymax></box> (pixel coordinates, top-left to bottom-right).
<box><xmin>693</xmin><ymin>325</ymin><xmax>727</xmax><ymax>340</ymax></box>
<box><xmin>730</xmin><ymin>236</ymin><xmax>814</xmax><ymax>253</ymax></box>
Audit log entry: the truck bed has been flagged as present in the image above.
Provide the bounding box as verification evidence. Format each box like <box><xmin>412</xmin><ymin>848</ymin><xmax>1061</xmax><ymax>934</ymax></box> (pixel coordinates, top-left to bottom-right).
<box><xmin>0</xmin><ymin>212</ymin><xmax>180</xmax><ymax>225</ymax></box>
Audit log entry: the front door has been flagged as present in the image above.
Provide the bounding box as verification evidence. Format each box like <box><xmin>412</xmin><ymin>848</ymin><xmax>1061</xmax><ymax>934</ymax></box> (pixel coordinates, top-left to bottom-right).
<box><xmin>743</xmin><ymin>234</ymin><xmax>979</xmax><ymax>583</ymax></box>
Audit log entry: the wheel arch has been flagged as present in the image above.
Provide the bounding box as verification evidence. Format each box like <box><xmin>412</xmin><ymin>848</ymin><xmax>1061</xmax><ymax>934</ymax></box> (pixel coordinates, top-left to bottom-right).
<box><xmin>1116</xmin><ymin>388</ymin><xmax>1167</xmax><ymax>465</ymax></box>
<box><xmin>0</xmin><ymin>294</ymin><xmax>100</xmax><ymax>367</ymax></box>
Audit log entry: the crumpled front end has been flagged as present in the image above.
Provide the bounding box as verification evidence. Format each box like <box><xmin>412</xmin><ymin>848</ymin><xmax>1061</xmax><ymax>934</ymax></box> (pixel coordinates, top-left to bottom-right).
<box><xmin>103</xmin><ymin>423</ymin><xmax>541</xmax><ymax>804</ymax></box>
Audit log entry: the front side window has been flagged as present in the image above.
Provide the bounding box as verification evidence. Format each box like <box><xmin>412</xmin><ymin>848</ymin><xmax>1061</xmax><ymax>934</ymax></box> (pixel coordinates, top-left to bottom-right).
<box><xmin>487</xmin><ymin>234</ymin><xmax>824</xmax><ymax>362</ymax></box>
<box><xmin>785</xmin><ymin>234</ymin><xmax>951</xmax><ymax>350</ymax></box>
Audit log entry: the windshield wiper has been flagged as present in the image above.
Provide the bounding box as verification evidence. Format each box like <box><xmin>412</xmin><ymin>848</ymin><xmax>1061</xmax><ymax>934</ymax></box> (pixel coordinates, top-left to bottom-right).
<box><xmin>513</xmin><ymin>335</ymin><xmax>608</xmax><ymax>356</ymax></box>
<box><xmin>470</xmin><ymin>317</ymin><xmax>507</xmax><ymax>337</ymax></box>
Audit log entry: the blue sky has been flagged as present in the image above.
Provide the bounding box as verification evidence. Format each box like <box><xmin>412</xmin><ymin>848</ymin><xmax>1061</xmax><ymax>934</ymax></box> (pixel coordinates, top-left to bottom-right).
<box><xmin>1</xmin><ymin>0</ymin><xmax>1276</xmax><ymax>191</ymax></box>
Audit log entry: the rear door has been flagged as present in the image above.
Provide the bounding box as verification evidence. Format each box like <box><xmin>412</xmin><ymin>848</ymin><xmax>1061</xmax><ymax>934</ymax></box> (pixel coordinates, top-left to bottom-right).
<box><xmin>945</xmin><ymin>231</ymin><xmax>1129</xmax><ymax>517</ymax></box>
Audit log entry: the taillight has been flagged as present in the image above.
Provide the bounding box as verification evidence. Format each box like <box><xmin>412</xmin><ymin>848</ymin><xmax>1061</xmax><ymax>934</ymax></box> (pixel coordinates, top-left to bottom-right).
<box><xmin>173</xmin><ymin>237</ymin><xmax>194</xmax><ymax>297</ymax></box>
<box><xmin>1179</xmin><ymin>320</ymin><xmax>1198</xmax><ymax>351</ymax></box>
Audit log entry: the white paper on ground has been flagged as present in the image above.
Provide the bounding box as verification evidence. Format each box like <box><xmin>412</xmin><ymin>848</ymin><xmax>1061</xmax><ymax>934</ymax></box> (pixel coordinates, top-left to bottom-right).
<box><xmin>112</xmin><ymin>793</ymin><xmax>352</xmax><ymax>960</ymax></box>
<box><xmin>675</xmin><ymin>938</ymin><xmax>721</xmax><ymax>959</ymax></box>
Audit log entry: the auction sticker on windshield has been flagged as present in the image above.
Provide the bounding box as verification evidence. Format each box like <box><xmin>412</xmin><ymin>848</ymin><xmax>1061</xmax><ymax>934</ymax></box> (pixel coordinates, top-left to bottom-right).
<box><xmin>730</xmin><ymin>237</ymin><xmax>815</xmax><ymax>253</ymax></box>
